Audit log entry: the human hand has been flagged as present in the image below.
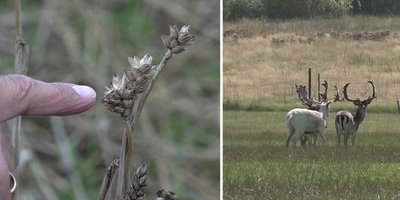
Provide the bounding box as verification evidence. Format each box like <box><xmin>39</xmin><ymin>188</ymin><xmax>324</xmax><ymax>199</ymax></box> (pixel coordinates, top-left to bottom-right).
<box><xmin>0</xmin><ymin>74</ymin><xmax>96</xmax><ymax>199</ymax></box>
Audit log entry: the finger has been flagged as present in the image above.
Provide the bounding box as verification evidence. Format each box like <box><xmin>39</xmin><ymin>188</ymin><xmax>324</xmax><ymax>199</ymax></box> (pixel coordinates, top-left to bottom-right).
<box><xmin>0</xmin><ymin>129</ymin><xmax>11</xmax><ymax>200</ymax></box>
<box><xmin>0</xmin><ymin>75</ymin><xmax>96</xmax><ymax>122</ymax></box>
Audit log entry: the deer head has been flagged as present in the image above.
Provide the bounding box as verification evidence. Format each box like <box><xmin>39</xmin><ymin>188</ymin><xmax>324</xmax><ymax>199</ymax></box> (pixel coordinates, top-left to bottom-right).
<box><xmin>295</xmin><ymin>81</ymin><xmax>341</xmax><ymax>119</ymax></box>
<box><xmin>295</xmin><ymin>80</ymin><xmax>342</xmax><ymax>110</ymax></box>
<box><xmin>342</xmin><ymin>80</ymin><xmax>377</xmax><ymax>109</ymax></box>
<box><xmin>295</xmin><ymin>84</ymin><xmax>318</xmax><ymax>110</ymax></box>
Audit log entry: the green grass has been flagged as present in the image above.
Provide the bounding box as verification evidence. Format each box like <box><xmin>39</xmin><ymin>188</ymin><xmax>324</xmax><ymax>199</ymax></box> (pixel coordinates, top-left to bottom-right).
<box><xmin>223</xmin><ymin>111</ymin><xmax>400</xmax><ymax>199</ymax></box>
<box><xmin>223</xmin><ymin>99</ymin><xmax>400</xmax><ymax>114</ymax></box>
<box><xmin>224</xmin><ymin>15</ymin><xmax>400</xmax><ymax>34</ymax></box>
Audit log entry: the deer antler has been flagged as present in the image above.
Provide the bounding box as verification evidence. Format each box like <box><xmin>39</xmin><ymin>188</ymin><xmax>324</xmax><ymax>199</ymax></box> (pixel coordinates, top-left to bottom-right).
<box><xmin>295</xmin><ymin>84</ymin><xmax>318</xmax><ymax>109</ymax></box>
<box><xmin>342</xmin><ymin>83</ymin><xmax>359</xmax><ymax>103</ymax></box>
<box><xmin>319</xmin><ymin>80</ymin><xmax>328</xmax><ymax>101</ymax></box>
<box><xmin>342</xmin><ymin>81</ymin><xmax>377</xmax><ymax>106</ymax></box>
<box><xmin>364</xmin><ymin>80</ymin><xmax>377</xmax><ymax>104</ymax></box>
<box><xmin>333</xmin><ymin>85</ymin><xmax>344</xmax><ymax>102</ymax></box>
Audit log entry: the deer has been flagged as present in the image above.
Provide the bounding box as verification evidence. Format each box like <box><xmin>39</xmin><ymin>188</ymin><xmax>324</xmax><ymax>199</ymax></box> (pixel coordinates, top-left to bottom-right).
<box><xmin>335</xmin><ymin>81</ymin><xmax>377</xmax><ymax>147</ymax></box>
<box><xmin>285</xmin><ymin>81</ymin><xmax>340</xmax><ymax>148</ymax></box>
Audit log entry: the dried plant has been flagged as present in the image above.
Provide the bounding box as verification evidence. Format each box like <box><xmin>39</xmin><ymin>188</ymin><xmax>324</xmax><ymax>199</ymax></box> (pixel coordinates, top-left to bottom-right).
<box><xmin>12</xmin><ymin>0</ymin><xmax>30</xmax><ymax>199</ymax></box>
<box><xmin>98</xmin><ymin>25</ymin><xmax>195</xmax><ymax>200</ymax></box>
<box><xmin>155</xmin><ymin>190</ymin><xmax>180</xmax><ymax>200</ymax></box>
<box><xmin>123</xmin><ymin>163</ymin><xmax>147</xmax><ymax>200</ymax></box>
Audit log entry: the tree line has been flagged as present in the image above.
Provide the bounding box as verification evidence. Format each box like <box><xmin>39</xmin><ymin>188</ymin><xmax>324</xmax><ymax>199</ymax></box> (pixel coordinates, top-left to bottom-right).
<box><xmin>224</xmin><ymin>0</ymin><xmax>400</xmax><ymax>21</ymax></box>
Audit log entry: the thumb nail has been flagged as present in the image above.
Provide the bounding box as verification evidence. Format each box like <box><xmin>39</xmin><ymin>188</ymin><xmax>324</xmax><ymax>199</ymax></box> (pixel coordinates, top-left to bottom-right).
<box><xmin>72</xmin><ymin>85</ymin><xmax>96</xmax><ymax>99</ymax></box>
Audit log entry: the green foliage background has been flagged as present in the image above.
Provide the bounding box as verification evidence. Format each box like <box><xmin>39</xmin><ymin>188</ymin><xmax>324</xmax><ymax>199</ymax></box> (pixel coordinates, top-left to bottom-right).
<box><xmin>224</xmin><ymin>0</ymin><xmax>400</xmax><ymax>20</ymax></box>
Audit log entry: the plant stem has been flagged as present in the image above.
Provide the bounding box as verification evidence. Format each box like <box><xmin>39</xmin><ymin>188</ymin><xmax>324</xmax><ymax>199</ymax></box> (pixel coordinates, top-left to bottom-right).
<box><xmin>129</xmin><ymin>49</ymin><xmax>173</xmax><ymax>127</ymax></box>
<box><xmin>115</xmin><ymin>49</ymin><xmax>173</xmax><ymax>198</ymax></box>
<box><xmin>15</xmin><ymin>0</ymin><xmax>21</xmax><ymax>39</ymax></box>
<box><xmin>12</xmin><ymin>0</ymin><xmax>29</xmax><ymax>198</ymax></box>
<box><xmin>115</xmin><ymin>121</ymin><xmax>133</xmax><ymax>199</ymax></box>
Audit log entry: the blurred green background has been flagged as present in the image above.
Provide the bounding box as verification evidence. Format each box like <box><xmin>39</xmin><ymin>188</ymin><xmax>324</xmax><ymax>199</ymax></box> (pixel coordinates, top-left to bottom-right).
<box><xmin>0</xmin><ymin>1</ymin><xmax>219</xmax><ymax>199</ymax></box>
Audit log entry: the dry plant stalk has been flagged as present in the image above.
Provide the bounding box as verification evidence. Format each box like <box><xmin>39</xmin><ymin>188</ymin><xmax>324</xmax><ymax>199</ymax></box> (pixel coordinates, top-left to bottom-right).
<box><xmin>155</xmin><ymin>190</ymin><xmax>180</xmax><ymax>200</ymax></box>
<box><xmin>124</xmin><ymin>163</ymin><xmax>147</xmax><ymax>200</ymax></box>
<box><xmin>12</xmin><ymin>0</ymin><xmax>29</xmax><ymax>199</ymax></box>
<box><xmin>397</xmin><ymin>98</ymin><xmax>400</xmax><ymax>114</ymax></box>
<box><xmin>99</xmin><ymin>25</ymin><xmax>194</xmax><ymax>200</ymax></box>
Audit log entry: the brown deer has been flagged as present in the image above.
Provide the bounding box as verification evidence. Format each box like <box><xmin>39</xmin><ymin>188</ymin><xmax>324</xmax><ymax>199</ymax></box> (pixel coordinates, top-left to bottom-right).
<box><xmin>335</xmin><ymin>81</ymin><xmax>377</xmax><ymax>146</ymax></box>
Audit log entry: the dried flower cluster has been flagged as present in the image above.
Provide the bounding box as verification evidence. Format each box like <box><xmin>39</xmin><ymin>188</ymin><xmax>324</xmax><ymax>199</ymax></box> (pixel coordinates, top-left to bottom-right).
<box><xmin>124</xmin><ymin>163</ymin><xmax>147</xmax><ymax>200</ymax></box>
<box><xmin>102</xmin><ymin>55</ymin><xmax>155</xmax><ymax>119</ymax></box>
<box><xmin>99</xmin><ymin>25</ymin><xmax>194</xmax><ymax>200</ymax></box>
<box><xmin>155</xmin><ymin>190</ymin><xmax>180</xmax><ymax>200</ymax></box>
<box><xmin>161</xmin><ymin>25</ymin><xmax>195</xmax><ymax>54</ymax></box>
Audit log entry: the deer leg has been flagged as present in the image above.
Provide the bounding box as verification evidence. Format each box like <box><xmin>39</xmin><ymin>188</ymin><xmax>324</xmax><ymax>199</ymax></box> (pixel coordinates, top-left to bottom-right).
<box><xmin>286</xmin><ymin>128</ymin><xmax>295</xmax><ymax>149</ymax></box>
<box><xmin>300</xmin><ymin>134</ymin><xmax>305</xmax><ymax>148</ymax></box>
<box><xmin>319</xmin><ymin>128</ymin><xmax>326</xmax><ymax>145</ymax></box>
<box><xmin>292</xmin><ymin>129</ymin><xmax>305</xmax><ymax>148</ymax></box>
<box><xmin>344</xmin><ymin>134</ymin><xmax>349</xmax><ymax>147</ymax></box>
<box><xmin>292</xmin><ymin>137</ymin><xmax>298</xmax><ymax>148</ymax></box>
<box><xmin>351</xmin><ymin>133</ymin><xmax>356</xmax><ymax>146</ymax></box>
<box><xmin>312</xmin><ymin>133</ymin><xmax>317</xmax><ymax>147</ymax></box>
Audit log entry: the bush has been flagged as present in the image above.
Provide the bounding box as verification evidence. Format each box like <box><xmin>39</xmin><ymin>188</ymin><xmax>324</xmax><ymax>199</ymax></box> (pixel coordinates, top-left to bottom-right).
<box><xmin>352</xmin><ymin>0</ymin><xmax>400</xmax><ymax>15</ymax></box>
<box><xmin>223</xmin><ymin>0</ymin><xmax>400</xmax><ymax>21</ymax></box>
<box><xmin>223</xmin><ymin>98</ymin><xmax>242</xmax><ymax>110</ymax></box>
<box><xmin>223</xmin><ymin>0</ymin><xmax>263</xmax><ymax>21</ymax></box>
<box><xmin>263</xmin><ymin>0</ymin><xmax>354</xmax><ymax>19</ymax></box>
<box><xmin>223</xmin><ymin>0</ymin><xmax>355</xmax><ymax>21</ymax></box>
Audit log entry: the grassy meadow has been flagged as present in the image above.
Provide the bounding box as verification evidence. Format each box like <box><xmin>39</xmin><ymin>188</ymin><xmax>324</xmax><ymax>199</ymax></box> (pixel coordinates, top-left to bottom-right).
<box><xmin>224</xmin><ymin>16</ymin><xmax>400</xmax><ymax>199</ymax></box>
<box><xmin>224</xmin><ymin>16</ymin><xmax>400</xmax><ymax>108</ymax></box>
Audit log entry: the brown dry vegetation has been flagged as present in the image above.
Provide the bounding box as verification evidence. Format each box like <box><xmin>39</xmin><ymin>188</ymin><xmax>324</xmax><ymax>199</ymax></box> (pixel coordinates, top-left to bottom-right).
<box><xmin>224</xmin><ymin>16</ymin><xmax>400</xmax><ymax>109</ymax></box>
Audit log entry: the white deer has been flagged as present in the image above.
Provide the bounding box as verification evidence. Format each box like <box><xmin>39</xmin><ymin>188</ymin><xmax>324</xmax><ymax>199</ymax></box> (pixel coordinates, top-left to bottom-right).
<box><xmin>286</xmin><ymin>82</ymin><xmax>340</xmax><ymax>148</ymax></box>
<box><xmin>335</xmin><ymin>81</ymin><xmax>377</xmax><ymax>146</ymax></box>
<box><xmin>285</xmin><ymin>104</ymin><xmax>330</xmax><ymax>148</ymax></box>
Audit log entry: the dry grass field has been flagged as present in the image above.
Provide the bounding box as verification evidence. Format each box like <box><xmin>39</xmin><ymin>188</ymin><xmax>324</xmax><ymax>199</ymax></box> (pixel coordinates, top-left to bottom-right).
<box><xmin>224</xmin><ymin>16</ymin><xmax>400</xmax><ymax>199</ymax></box>
<box><xmin>224</xmin><ymin>16</ymin><xmax>400</xmax><ymax>109</ymax></box>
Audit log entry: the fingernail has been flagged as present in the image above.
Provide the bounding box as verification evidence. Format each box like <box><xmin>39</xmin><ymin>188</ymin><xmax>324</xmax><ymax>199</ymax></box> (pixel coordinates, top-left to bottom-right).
<box><xmin>72</xmin><ymin>85</ymin><xmax>96</xmax><ymax>99</ymax></box>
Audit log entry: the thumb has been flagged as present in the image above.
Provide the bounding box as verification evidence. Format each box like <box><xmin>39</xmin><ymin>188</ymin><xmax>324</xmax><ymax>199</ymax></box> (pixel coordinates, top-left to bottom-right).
<box><xmin>0</xmin><ymin>129</ymin><xmax>11</xmax><ymax>200</ymax></box>
<box><xmin>0</xmin><ymin>75</ymin><xmax>96</xmax><ymax>122</ymax></box>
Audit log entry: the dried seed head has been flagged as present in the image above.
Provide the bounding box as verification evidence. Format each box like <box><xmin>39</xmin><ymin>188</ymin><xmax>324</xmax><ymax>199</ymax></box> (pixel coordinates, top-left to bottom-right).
<box><xmin>102</xmin><ymin>55</ymin><xmax>155</xmax><ymax>119</ymax></box>
<box><xmin>128</xmin><ymin>55</ymin><xmax>153</xmax><ymax>70</ymax></box>
<box><xmin>155</xmin><ymin>190</ymin><xmax>180</xmax><ymax>200</ymax></box>
<box><xmin>169</xmin><ymin>25</ymin><xmax>179</xmax><ymax>38</ymax></box>
<box><xmin>178</xmin><ymin>25</ymin><xmax>194</xmax><ymax>45</ymax></box>
<box><xmin>161</xmin><ymin>25</ymin><xmax>195</xmax><ymax>54</ymax></box>
<box><xmin>125</xmin><ymin>163</ymin><xmax>148</xmax><ymax>200</ymax></box>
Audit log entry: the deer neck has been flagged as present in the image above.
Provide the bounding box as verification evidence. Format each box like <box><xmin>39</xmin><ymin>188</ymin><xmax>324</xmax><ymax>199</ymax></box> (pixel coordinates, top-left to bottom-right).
<box><xmin>353</xmin><ymin>106</ymin><xmax>367</xmax><ymax>129</ymax></box>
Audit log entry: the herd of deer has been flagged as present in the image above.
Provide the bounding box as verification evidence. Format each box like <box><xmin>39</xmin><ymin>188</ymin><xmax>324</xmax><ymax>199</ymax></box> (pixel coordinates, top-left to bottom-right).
<box><xmin>285</xmin><ymin>80</ymin><xmax>377</xmax><ymax>148</ymax></box>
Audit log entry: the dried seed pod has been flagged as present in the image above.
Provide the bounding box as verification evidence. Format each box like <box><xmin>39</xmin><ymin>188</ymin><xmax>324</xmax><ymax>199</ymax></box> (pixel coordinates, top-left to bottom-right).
<box><xmin>161</xmin><ymin>25</ymin><xmax>195</xmax><ymax>54</ymax></box>
<box><xmin>155</xmin><ymin>190</ymin><xmax>180</xmax><ymax>200</ymax></box>
<box><xmin>121</xmin><ymin>109</ymin><xmax>130</xmax><ymax>119</ymax></box>
<box><xmin>171</xmin><ymin>46</ymin><xmax>185</xmax><ymax>54</ymax></box>
<box><xmin>169</xmin><ymin>39</ymin><xmax>179</xmax><ymax>49</ymax></box>
<box><xmin>102</xmin><ymin>55</ymin><xmax>155</xmax><ymax>119</ymax></box>
<box><xmin>125</xmin><ymin>163</ymin><xmax>147</xmax><ymax>200</ymax></box>
<box><xmin>125</xmin><ymin>68</ymin><xmax>141</xmax><ymax>82</ymax></box>
<box><xmin>139</xmin><ymin>64</ymin><xmax>152</xmax><ymax>74</ymax></box>
<box><xmin>122</xmin><ymin>100</ymin><xmax>134</xmax><ymax>109</ymax></box>
<box><xmin>108</xmin><ymin>98</ymin><xmax>121</xmax><ymax>106</ymax></box>
<box><xmin>106</xmin><ymin>106</ymin><xmax>125</xmax><ymax>114</ymax></box>
<box><xmin>169</xmin><ymin>25</ymin><xmax>179</xmax><ymax>39</ymax></box>
<box><xmin>161</xmin><ymin>34</ymin><xmax>171</xmax><ymax>49</ymax></box>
